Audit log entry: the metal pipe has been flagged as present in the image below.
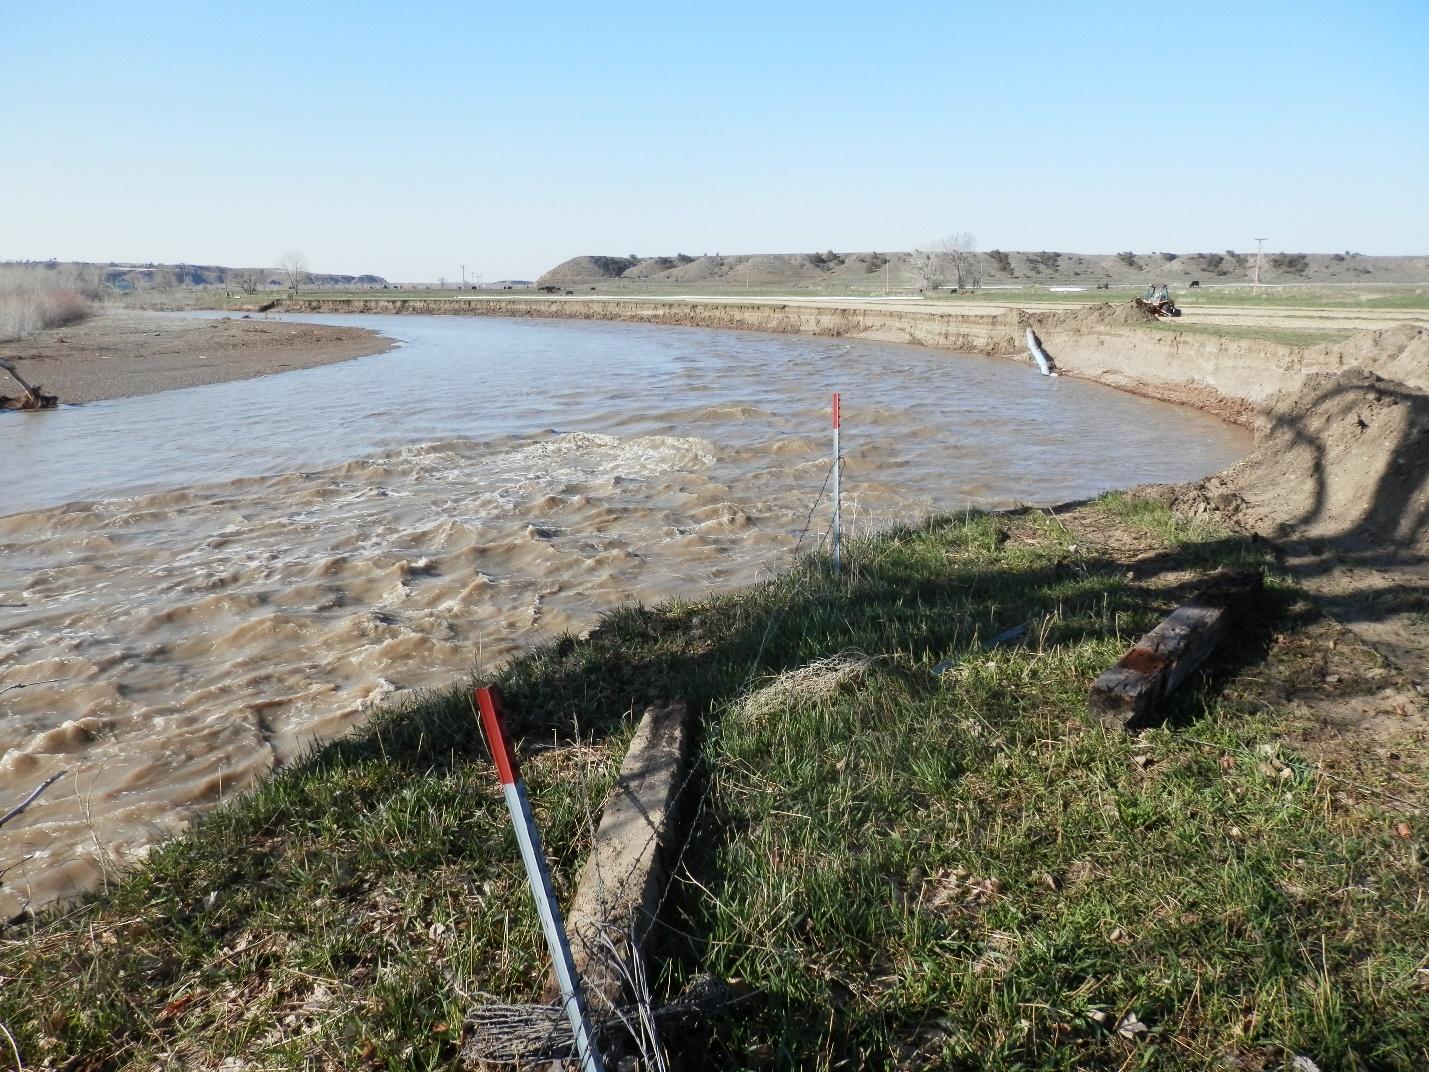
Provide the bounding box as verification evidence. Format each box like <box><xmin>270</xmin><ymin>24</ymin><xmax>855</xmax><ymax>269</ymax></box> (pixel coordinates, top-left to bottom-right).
<box><xmin>832</xmin><ymin>392</ymin><xmax>841</xmax><ymax>576</ymax></box>
<box><xmin>475</xmin><ymin>687</ymin><xmax>606</xmax><ymax>1072</ymax></box>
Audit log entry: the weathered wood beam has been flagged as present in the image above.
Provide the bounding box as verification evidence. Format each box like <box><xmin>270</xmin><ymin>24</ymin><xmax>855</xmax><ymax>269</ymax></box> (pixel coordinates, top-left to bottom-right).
<box><xmin>553</xmin><ymin>700</ymin><xmax>693</xmax><ymax>1017</ymax></box>
<box><xmin>1090</xmin><ymin>569</ymin><xmax>1263</xmax><ymax>727</ymax></box>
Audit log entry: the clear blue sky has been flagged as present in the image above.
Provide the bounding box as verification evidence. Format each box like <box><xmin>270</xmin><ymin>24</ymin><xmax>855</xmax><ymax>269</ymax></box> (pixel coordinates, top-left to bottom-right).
<box><xmin>4</xmin><ymin>1</ymin><xmax>1425</xmax><ymax>282</ymax></box>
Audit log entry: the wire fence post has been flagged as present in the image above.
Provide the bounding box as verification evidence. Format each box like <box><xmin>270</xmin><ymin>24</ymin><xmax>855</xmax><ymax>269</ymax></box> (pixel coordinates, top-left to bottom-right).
<box><xmin>831</xmin><ymin>392</ymin><xmax>842</xmax><ymax>577</ymax></box>
<box><xmin>475</xmin><ymin>686</ymin><xmax>607</xmax><ymax>1072</ymax></box>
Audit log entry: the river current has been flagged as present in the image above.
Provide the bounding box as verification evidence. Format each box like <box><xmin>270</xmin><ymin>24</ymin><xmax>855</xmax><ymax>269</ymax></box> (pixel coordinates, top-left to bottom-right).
<box><xmin>0</xmin><ymin>312</ymin><xmax>1248</xmax><ymax>914</ymax></box>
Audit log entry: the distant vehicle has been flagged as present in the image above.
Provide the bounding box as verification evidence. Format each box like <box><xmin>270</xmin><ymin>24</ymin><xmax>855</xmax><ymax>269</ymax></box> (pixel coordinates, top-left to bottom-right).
<box><xmin>1135</xmin><ymin>282</ymin><xmax>1182</xmax><ymax>317</ymax></box>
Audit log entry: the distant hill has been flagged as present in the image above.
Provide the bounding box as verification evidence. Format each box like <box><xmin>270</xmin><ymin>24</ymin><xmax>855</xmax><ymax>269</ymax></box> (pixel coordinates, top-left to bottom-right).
<box><xmin>1</xmin><ymin>260</ymin><xmax>388</xmax><ymax>291</ymax></box>
<box><xmin>537</xmin><ymin>250</ymin><xmax>1429</xmax><ymax>290</ymax></box>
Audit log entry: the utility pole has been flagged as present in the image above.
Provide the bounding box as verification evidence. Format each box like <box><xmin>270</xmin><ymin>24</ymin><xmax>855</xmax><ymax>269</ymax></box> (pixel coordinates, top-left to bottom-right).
<box><xmin>1253</xmin><ymin>238</ymin><xmax>1267</xmax><ymax>287</ymax></box>
<box><xmin>460</xmin><ymin>264</ymin><xmax>467</xmax><ymax>289</ymax></box>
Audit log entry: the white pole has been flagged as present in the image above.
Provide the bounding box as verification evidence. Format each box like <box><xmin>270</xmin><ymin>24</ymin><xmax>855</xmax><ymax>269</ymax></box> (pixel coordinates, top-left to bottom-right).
<box><xmin>476</xmin><ymin>687</ymin><xmax>606</xmax><ymax>1072</ymax></box>
<box><xmin>832</xmin><ymin>392</ymin><xmax>841</xmax><ymax>577</ymax></box>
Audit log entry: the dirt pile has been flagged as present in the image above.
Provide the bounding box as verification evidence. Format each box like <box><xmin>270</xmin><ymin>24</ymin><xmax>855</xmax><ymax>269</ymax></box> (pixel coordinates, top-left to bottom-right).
<box><xmin>1305</xmin><ymin>324</ymin><xmax>1429</xmax><ymax>393</ymax></box>
<box><xmin>984</xmin><ymin>301</ymin><xmax>1162</xmax><ymax>352</ymax></box>
<box><xmin>1163</xmin><ymin>369</ymin><xmax>1429</xmax><ymax>554</ymax></box>
<box><xmin>1050</xmin><ymin>301</ymin><xmax>1163</xmax><ymax>330</ymax></box>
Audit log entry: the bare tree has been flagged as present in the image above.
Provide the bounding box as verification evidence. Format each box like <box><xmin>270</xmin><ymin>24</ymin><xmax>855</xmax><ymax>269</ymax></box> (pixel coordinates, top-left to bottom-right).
<box><xmin>909</xmin><ymin>233</ymin><xmax>982</xmax><ymax>292</ymax></box>
<box><xmin>945</xmin><ymin>232</ymin><xmax>982</xmax><ymax>290</ymax></box>
<box><xmin>278</xmin><ymin>250</ymin><xmax>309</xmax><ymax>293</ymax></box>
<box><xmin>235</xmin><ymin>268</ymin><xmax>265</xmax><ymax>295</ymax></box>
<box><xmin>907</xmin><ymin>245</ymin><xmax>948</xmax><ymax>292</ymax></box>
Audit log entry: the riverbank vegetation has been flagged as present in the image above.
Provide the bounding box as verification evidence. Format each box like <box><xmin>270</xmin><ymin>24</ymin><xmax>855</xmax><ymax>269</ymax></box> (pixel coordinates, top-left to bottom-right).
<box><xmin>1</xmin><ymin>497</ymin><xmax>1423</xmax><ymax>1069</ymax></box>
<box><xmin>0</xmin><ymin>264</ymin><xmax>100</xmax><ymax>342</ymax></box>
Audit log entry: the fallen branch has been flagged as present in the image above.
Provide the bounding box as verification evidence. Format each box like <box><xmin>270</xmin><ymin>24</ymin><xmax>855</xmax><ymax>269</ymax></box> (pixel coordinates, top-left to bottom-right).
<box><xmin>0</xmin><ymin>358</ymin><xmax>58</xmax><ymax>410</ymax></box>
<box><xmin>0</xmin><ymin>770</ymin><xmax>67</xmax><ymax>831</ymax></box>
<box><xmin>0</xmin><ymin>680</ymin><xmax>62</xmax><ymax>698</ymax></box>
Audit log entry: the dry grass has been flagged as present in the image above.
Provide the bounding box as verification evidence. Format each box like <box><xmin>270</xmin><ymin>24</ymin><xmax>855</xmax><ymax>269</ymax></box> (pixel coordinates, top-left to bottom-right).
<box><xmin>741</xmin><ymin>650</ymin><xmax>878</xmax><ymax>722</ymax></box>
<box><xmin>0</xmin><ymin>265</ymin><xmax>100</xmax><ymax>342</ymax></box>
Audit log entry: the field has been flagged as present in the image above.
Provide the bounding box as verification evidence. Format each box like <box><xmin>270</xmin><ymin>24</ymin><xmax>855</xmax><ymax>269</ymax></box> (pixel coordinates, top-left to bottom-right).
<box><xmin>201</xmin><ymin>283</ymin><xmax>1429</xmax><ymax>352</ymax></box>
<box><xmin>238</xmin><ymin>283</ymin><xmax>1429</xmax><ymax>312</ymax></box>
<box><xmin>3</xmin><ymin>497</ymin><xmax>1424</xmax><ymax>1070</ymax></box>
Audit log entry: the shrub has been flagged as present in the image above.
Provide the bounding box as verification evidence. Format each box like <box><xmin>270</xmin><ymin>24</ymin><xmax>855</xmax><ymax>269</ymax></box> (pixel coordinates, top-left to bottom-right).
<box><xmin>0</xmin><ymin>264</ymin><xmax>98</xmax><ymax>342</ymax></box>
<box><xmin>1116</xmin><ymin>251</ymin><xmax>1138</xmax><ymax>268</ymax></box>
<box><xmin>986</xmin><ymin>249</ymin><xmax>1013</xmax><ymax>274</ymax></box>
<box><xmin>1269</xmin><ymin>253</ymin><xmax>1310</xmax><ymax>275</ymax></box>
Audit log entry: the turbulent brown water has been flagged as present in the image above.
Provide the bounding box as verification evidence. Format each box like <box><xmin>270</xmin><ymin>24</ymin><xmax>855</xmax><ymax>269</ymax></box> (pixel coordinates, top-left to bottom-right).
<box><xmin>0</xmin><ymin>313</ymin><xmax>1249</xmax><ymax>915</ymax></box>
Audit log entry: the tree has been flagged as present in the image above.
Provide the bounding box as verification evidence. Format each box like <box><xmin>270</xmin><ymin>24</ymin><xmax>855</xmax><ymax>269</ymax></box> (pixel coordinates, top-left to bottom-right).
<box><xmin>235</xmin><ymin>268</ymin><xmax>265</xmax><ymax>295</ymax></box>
<box><xmin>909</xmin><ymin>233</ymin><xmax>981</xmax><ymax>291</ymax></box>
<box><xmin>278</xmin><ymin>250</ymin><xmax>309</xmax><ymax>293</ymax></box>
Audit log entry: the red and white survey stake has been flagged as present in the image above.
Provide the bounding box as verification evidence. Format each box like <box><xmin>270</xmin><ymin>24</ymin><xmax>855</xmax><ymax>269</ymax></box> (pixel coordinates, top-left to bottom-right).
<box><xmin>474</xmin><ymin>686</ymin><xmax>606</xmax><ymax>1072</ymax></box>
<box><xmin>831</xmin><ymin>392</ymin><xmax>842</xmax><ymax>576</ymax></box>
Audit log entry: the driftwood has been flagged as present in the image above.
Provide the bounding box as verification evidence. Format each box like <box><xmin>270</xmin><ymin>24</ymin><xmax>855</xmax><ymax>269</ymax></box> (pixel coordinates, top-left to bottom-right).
<box><xmin>0</xmin><ymin>358</ymin><xmax>58</xmax><ymax>409</ymax></box>
<box><xmin>0</xmin><ymin>770</ymin><xmax>66</xmax><ymax>831</ymax></box>
<box><xmin>1090</xmin><ymin>569</ymin><xmax>1263</xmax><ymax>727</ymax></box>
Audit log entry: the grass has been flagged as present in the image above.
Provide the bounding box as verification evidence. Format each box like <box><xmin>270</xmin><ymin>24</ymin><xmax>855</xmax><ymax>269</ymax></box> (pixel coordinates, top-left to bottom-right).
<box><xmin>926</xmin><ymin>286</ymin><xmax>1429</xmax><ymax>312</ymax></box>
<box><xmin>1142</xmin><ymin>321</ymin><xmax>1358</xmax><ymax>348</ymax></box>
<box><xmin>0</xmin><ymin>265</ymin><xmax>95</xmax><ymax>342</ymax></box>
<box><xmin>2</xmin><ymin>500</ymin><xmax>1424</xmax><ymax>1069</ymax></box>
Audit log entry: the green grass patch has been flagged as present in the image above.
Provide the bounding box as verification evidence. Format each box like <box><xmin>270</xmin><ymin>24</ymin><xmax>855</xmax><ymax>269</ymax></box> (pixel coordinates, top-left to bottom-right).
<box><xmin>929</xmin><ymin>286</ymin><xmax>1429</xmax><ymax>312</ymax></box>
<box><xmin>2</xmin><ymin>502</ymin><xmax>1423</xmax><ymax>1069</ymax></box>
<box><xmin>1145</xmin><ymin>321</ymin><xmax>1358</xmax><ymax>348</ymax></box>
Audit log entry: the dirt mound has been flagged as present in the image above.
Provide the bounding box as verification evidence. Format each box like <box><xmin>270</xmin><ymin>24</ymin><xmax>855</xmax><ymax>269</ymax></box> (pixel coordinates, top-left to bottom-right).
<box><xmin>1055</xmin><ymin>301</ymin><xmax>1164</xmax><ymax>329</ymax></box>
<box><xmin>1305</xmin><ymin>324</ymin><xmax>1429</xmax><ymax>393</ymax></box>
<box><xmin>992</xmin><ymin>301</ymin><xmax>1162</xmax><ymax>337</ymax></box>
<box><xmin>1163</xmin><ymin>369</ymin><xmax>1429</xmax><ymax>554</ymax></box>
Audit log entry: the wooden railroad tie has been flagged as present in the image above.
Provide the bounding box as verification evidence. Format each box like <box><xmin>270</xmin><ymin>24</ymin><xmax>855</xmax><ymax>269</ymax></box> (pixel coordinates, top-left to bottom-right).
<box><xmin>1090</xmin><ymin>569</ymin><xmax>1264</xmax><ymax>728</ymax></box>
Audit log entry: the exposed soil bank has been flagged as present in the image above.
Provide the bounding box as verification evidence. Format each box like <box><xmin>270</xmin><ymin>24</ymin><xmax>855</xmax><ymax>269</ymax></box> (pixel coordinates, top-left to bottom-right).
<box><xmin>0</xmin><ymin>309</ymin><xmax>394</xmax><ymax>404</ymax></box>
<box><xmin>265</xmin><ymin>295</ymin><xmax>1429</xmax><ymax>425</ymax></box>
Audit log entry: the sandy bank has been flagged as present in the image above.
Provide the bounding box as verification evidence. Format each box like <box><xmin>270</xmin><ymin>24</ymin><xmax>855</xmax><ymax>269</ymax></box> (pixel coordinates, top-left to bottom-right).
<box><xmin>0</xmin><ymin>309</ymin><xmax>394</xmax><ymax>404</ymax></box>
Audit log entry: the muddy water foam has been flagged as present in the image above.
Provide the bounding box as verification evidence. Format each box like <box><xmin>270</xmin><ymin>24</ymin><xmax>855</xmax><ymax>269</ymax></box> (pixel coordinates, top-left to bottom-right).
<box><xmin>0</xmin><ymin>313</ymin><xmax>1248</xmax><ymax>914</ymax></box>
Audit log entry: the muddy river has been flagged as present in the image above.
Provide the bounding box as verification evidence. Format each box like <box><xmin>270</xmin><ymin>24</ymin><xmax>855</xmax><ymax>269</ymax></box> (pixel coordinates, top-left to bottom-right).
<box><xmin>0</xmin><ymin>313</ymin><xmax>1249</xmax><ymax>915</ymax></box>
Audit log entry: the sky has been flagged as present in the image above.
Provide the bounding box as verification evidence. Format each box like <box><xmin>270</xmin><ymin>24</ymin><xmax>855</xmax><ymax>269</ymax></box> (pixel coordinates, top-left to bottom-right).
<box><xmin>4</xmin><ymin>1</ymin><xmax>1425</xmax><ymax>283</ymax></box>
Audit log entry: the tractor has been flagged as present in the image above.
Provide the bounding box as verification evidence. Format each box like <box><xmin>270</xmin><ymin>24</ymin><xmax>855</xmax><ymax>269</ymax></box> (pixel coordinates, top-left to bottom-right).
<box><xmin>1135</xmin><ymin>283</ymin><xmax>1181</xmax><ymax>317</ymax></box>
